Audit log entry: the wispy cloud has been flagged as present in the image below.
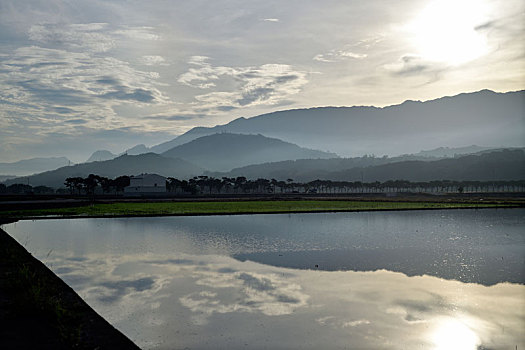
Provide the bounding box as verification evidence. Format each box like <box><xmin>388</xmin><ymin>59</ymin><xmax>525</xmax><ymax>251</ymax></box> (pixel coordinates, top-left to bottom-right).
<box><xmin>313</xmin><ymin>50</ymin><xmax>367</xmax><ymax>62</ymax></box>
<box><xmin>140</xmin><ymin>55</ymin><xmax>167</xmax><ymax>66</ymax></box>
<box><xmin>178</xmin><ymin>56</ymin><xmax>308</xmax><ymax>110</ymax></box>
<box><xmin>0</xmin><ymin>22</ymin><xmax>171</xmax><ymax>143</ymax></box>
<box><xmin>28</xmin><ymin>23</ymin><xmax>115</xmax><ymax>53</ymax></box>
<box><xmin>114</xmin><ymin>26</ymin><xmax>160</xmax><ymax>41</ymax></box>
<box><xmin>263</xmin><ymin>18</ymin><xmax>279</xmax><ymax>22</ymax></box>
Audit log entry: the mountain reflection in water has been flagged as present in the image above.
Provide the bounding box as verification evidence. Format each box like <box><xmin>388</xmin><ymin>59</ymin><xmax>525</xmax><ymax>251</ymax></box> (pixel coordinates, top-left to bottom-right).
<box><xmin>3</xmin><ymin>209</ymin><xmax>524</xmax><ymax>349</ymax></box>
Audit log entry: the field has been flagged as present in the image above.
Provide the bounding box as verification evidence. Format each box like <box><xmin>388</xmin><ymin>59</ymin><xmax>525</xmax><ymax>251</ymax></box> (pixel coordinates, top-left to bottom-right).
<box><xmin>1</xmin><ymin>199</ymin><xmax>518</xmax><ymax>220</ymax></box>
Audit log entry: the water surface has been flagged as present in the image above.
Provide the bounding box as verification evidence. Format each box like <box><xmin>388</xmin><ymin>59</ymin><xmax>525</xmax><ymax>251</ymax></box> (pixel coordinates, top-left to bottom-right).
<box><xmin>3</xmin><ymin>209</ymin><xmax>524</xmax><ymax>349</ymax></box>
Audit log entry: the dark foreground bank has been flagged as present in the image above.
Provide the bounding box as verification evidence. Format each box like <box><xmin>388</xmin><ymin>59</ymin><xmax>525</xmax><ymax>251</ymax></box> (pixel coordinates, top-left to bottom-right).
<box><xmin>0</xmin><ymin>225</ymin><xmax>140</xmax><ymax>350</ymax></box>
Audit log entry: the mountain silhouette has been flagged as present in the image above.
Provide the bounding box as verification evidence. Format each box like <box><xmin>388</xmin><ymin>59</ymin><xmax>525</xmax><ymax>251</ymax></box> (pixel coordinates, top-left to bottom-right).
<box><xmin>4</xmin><ymin>153</ymin><xmax>203</xmax><ymax>188</ymax></box>
<box><xmin>86</xmin><ymin>150</ymin><xmax>117</xmax><ymax>163</ymax></box>
<box><xmin>214</xmin><ymin>149</ymin><xmax>525</xmax><ymax>182</ymax></box>
<box><xmin>161</xmin><ymin>133</ymin><xmax>337</xmax><ymax>172</ymax></box>
<box><xmin>0</xmin><ymin>157</ymin><xmax>71</xmax><ymax>177</ymax></box>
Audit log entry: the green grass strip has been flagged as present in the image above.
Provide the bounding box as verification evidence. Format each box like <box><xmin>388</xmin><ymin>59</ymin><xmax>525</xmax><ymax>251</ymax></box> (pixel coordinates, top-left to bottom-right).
<box><xmin>0</xmin><ymin>200</ymin><xmax>515</xmax><ymax>219</ymax></box>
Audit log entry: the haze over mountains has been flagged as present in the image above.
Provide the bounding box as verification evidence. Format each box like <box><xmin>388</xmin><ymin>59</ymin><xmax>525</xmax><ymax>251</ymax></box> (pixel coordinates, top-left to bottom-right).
<box><xmin>0</xmin><ymin>157</ymin><xmax>71</xmax><ymax>177</ymax></box>
<box><xmin>86</xmin><ymin>150</ymin><xmax>117</xmax><ymax>163</ymax></box>
<box><xmin>1</xmin><ymin>89</ymin><xmax>524</xmax><ymax>188</ymax></box>
<box><xmin>161</xmin><ymin>133</ymin><xmax>337</xmax><ymax>172</ymax></box>
<box><xmin>4</xmin><ymin>154</ymin><xmax>203</xmax><ymax>189</ymax></box>
<box><xmin>213</xmin><ymin>149</ymin><xmax>525</xmax><ymax>182</ymax></box>
<box><xmin>140</xmin><ymin>90</ymin><xmax>524</xmax><ymax>157</ymax></box>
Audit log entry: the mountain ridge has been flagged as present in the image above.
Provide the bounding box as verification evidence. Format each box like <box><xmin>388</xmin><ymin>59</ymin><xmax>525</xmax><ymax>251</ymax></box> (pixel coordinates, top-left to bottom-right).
<box><xmin>161</xmin><ymin>133</ymin><xmax>337</xmax><ymax>172</ymax></box>
<box><xmin>3</xmin><ymin>153</ymin><xmax>203</xmax><ymax>188</ymax></box>
<box><xmin>145</xmin><ymin>89</ymin><xmax>524</xmax><ymax>156</ymax></box>
<box><xmin>0</xmin><ymin>157</ymin><xmax>71</xmax><ymax>177</ymax></box>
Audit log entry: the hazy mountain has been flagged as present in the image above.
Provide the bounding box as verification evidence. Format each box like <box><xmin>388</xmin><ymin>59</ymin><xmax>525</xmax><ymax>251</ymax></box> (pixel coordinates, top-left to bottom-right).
<box><xmin>0</xmin><ymin>175</ymin><xmax>16</xmax><ymax>182</ymax></box>
<box><xmin>150</xmin><ymin>90</ymin><xmax>524</xmax><ymax>157</ymax></box>
<box><xmin>161</xmin><ymin>133</ymin><xmax>338</xmax><ymax>172</ymax></box>
<box><xmin>214</xmin><ymin>149</ymin><xmax>525</xmax><ymax>182</ymax></box>
<box><xmin>4</xmin><ymin>153</ymin><xmax>204</xmax><ymax>188</ymax></box>
<box><xmin>412</xmin><ymin>145</ymin><xmax>494</xmax><ymax>158</ymax></box>
<box><xmin>212</xmin><ymin>154</ymin><xmax>431</xmax><ymax>181</ymax></box>
<box><xmin>0</xmin><ymin>157</ymin><xmax>71</xmax><ymax>177</ymax></box>
<box><xmin>86</xmin><ymin>150</ymin><xmax>117</xmax><ymax>163</ymax></box>
<box><xmin>124</xmin><ymin>144</ymin><xmax>149</xmax><ymax>155</ymax></box>
<box><xmin>328</xmin><ymin>149</ymin><xmax>525</xmax><ymax>182</ymax></box>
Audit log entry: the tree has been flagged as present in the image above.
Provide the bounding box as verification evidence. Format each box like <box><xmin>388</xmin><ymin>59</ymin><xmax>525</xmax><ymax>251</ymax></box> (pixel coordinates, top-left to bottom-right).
<box><xmin>83</xmin><ymin>174</ymin><xmax>99</xmax><ymax>196</ymax></box>
<box><xmin>98</xmin><ymin>176</ymin><xmax>112</xmax><ymax>194</ymax></box>
<box><xmin>112</xmin><ymin>176</ymin><xmax>130</xmax><ymax>193</ymax></box>
<box><xmin>33</xmin><ymin>186</ymin><xmax>55</xmax><ymax>194</ymax></box>
<box><xmin>7</xmin><ymin>183</ymin><xmax>33</xmax><ymax>194</ymax></box>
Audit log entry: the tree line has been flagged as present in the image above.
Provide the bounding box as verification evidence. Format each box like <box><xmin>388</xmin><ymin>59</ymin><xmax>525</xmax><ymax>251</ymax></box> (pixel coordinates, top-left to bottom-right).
<box><xmin>167</xmin><ymin>176</ymin><xmax>525</xmax><ymax>195</ymax></box>
<box><xmin>63</xmin><ymin>175</ymin><xmax>130</xmax><ymax>195</ymax></box>
<box><xmin>1</xmin><ymin>175</ymin><xmax>524</xmax><ymax>195</ymax></box>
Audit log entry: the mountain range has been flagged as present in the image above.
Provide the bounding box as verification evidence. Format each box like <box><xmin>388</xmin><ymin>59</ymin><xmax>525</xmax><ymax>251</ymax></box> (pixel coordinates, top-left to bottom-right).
<box><xmin>4</xmin><ymin>154</ymin><xmax>203</xmax><ymax>188</ymax></box>
<box><xmin>2</xmin><ymin>89</ymin><xmax>524</xmax><ymax>188</ymax></box>
<box><xmin>135</xmin><ymin>89</ymin><xmax>524</xmax><ymax>157</ymax></box>
<box><xmin>0</xmin><ymin>157</ymin><xmax>71</xmax><ymax>177</ymax></box>
<box><xmin>213</xmin><ymin>149</ymin><xmax>525</xmax><ymax>182</ymax></box>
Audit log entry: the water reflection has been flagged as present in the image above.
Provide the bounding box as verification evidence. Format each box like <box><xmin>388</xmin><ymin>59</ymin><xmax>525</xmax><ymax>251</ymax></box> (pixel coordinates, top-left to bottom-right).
<box><xmin>5</xmin><ymin>209</ymin><xmax>525</xmax><ymax>285</ymax></box>
<box><xmin>17</xmin><ymin>251</ymin><xmax>524</xmax><ymax>349</ymax></box>
<box><xmin>2</xmin><ymin>209</ymin><xmax>524</xmax><ymax>349</ymax></box>
<box><xmin>431</xmin><ymin>317</ymin><xmax>480</xmax><ymax>350</ymax></box>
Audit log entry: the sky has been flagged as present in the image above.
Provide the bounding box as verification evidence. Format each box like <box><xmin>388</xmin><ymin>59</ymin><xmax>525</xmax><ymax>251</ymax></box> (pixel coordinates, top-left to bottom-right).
<box><xmin>0</xmin><ymin>0</ymin><xmax>524</xmax><ymax>162</ymax></box>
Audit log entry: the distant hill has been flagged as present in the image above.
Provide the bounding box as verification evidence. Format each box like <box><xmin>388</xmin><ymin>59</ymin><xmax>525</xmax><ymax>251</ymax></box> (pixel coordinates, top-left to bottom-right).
<box><xmin>323</xmin><ymin>149</ymin><xmax>525</xmax><ymax>182</ymax></box>
<box><xmin>4</xmin><ymin>154</ymin><xmax>204</xmax><ymax>188</ymax></box>
<box><xmin>124</xmin><ymin>144</ymin><xmax>149</xmax><ymax>155</ymax></box>
<box><xmin>147</xmin><ymin>89</ymin><xmax>525</xmax><ymax>157</ymax></box>
<box><xmin>212</xmin><ymin>155</ymin><xmax>423</xmax><ymax>181</ymax></box>
<box><xmin>86</xmin><ymin>150</ymin><xmax>117</xmax><ymax>163</ymax></box>
<box><xmin>412</xmin><ymin>145</ymin><xmax>494</xmax><ymax>158</ymax></box>
<box><xmin>0</xmin><ymin>157</ymin><xmax>71</xmax><ymax>177</ymax></box>
<box><xmin>161</xmin><ymin>133</ymin><xmax>337</xmax><ymax>172</ymax></box>
<box><xmin>214</xmin><ymin>149</ymin><xmax>525</xmax><ymax>182</ymax></box>
<box><xmin>0</xmin><ymin>175</ymin><xmax>16</xmax><ymax>182</ymax></box>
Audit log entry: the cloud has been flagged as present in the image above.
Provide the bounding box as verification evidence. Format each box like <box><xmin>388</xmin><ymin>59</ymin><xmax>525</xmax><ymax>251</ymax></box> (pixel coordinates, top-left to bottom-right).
<box><xmin>143</xmin><ymin>114</ymin><xmax>205</xmax><ymax>121</ymax></box>
<box><xmin>140</xmin><ymin>55</ymin><xmax>167</xmax><ymax>66</ymax></box>
<box><xmin>98</xmin><ymin>277</ymin><xmax>156</xmax><ymax>303</ymax></box>
<box><xmin>178</xmin><ymin>56</ymin><xmax>308</xmax><ymax>109</ymax></box>
<box><xmin>382</xmin><ymin>55</ymin><xmax>447</xmax><ymax>80</ymax></box>
<box><xmin>28</xmin><ymin>23</ymin><xmax>115</xmax><ymax>53</ymax></box>
<box><xmin>0</xmin><ymin>43</ymin><xmax>168</xmax><ymax>134</ymax></box>
<box><xmin>316</xmin><ymin>316</ymin><xmax>371</xmax><ymax>328</ymax></box>
<box><xmin>383</xmin><ymin>55</ymin><xmax>432</xmax><ymax>75</ymax></box>
<box><xmin>114</xmin><ymin>26</ymin><xmax>160</xmax><ymax>41</ymax></box>
<box><xmin>180</xmin><ymin>269</ymin><xmax>309</xmax><ymax>323</ymax></box>
<box><xmin>313</xmin><ymin>38</ymin><xmax>380</xmax><ymax>63</ymax></box>
<box><xmin>263</xmin><ymin>18</ymin><xmax>279</xmax><ymax>22</ymax></box>
<box><xmin>314</xmin><ymin>50</ymin><xmax>367</xmax><ymax>62</ymax></box>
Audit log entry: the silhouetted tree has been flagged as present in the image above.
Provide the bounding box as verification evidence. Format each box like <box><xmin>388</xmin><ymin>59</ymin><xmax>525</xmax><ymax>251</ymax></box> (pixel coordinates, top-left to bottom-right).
<box><xmin>112</xmin><ymin>176</ymin><xmax>130</xmax><ymax>193</ymax></box>
<box><xmin>7</xmin><ymin>183</ymin><xmax>33</xmax><ymax>194</ymax></box>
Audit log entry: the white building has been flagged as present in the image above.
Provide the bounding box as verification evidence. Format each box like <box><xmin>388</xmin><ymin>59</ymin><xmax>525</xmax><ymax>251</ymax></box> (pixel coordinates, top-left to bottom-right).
<box><xmin>124</xmin><ymin>173</ymin><xmax>167</xmax><ymax>195</ymax></box>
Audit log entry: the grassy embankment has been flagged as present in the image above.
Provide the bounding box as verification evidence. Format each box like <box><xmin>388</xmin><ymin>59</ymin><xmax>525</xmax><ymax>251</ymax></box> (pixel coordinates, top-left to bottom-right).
<box><xmin>1</xmin><ymin>200</ymin><xmax>518</xmax><ymax>219</ymax></box>
<box><xmin>0</xmin><ymin>228</ymin><xmax>140</xmax><ymax>349</ymax></box>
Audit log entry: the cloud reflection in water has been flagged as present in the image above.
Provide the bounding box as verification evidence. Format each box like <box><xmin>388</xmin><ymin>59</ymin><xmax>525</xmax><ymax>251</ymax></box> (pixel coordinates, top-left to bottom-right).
<box><xmin>40</xmin><ymin>252</ymin><xmax>524</xmax><ymax>350</ymax></box>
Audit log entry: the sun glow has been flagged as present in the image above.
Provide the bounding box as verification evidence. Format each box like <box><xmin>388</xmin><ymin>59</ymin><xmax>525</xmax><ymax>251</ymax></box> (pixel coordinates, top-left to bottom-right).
<box><xmin>408</xmin><ymin>0</ymin><xmax>491</xmax><ymax>65</ymax></box>
<box><xmin>431</xmin><ymin>317</ymin><xmax>480</xmax><ymax>350</ymax></box>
